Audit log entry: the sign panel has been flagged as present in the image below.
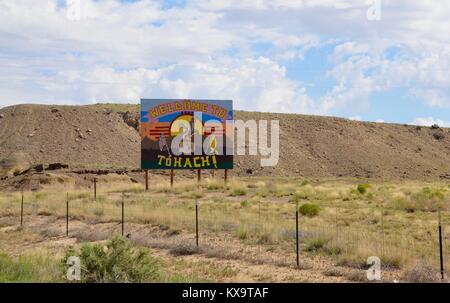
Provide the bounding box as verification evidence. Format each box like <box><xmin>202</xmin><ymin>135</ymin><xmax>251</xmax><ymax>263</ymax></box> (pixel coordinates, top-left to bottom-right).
<box><xmin>141</xmin><ymin>99</ymin><xmax>233</xmax><ymax>170</ymax></box>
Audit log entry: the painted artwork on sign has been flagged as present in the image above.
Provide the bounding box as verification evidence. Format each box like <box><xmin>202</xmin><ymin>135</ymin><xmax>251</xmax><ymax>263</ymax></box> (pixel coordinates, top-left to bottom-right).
<box><xmin>141</xmin><ymin>99</ymin><xmax>233</xmax><ymax>170</ymax></box>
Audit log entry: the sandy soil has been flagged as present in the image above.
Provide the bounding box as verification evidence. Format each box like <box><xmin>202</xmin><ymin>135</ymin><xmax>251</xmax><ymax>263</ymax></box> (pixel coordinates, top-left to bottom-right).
<box><xmin>0</xmin><ymin>214</ymin><xmax>402</xmax><ymax>283</ymax></box>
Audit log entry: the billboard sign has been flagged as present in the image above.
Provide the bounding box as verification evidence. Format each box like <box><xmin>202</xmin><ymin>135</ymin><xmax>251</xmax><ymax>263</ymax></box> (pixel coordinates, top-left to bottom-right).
<box><xmin>141</xmin><ymin>99</ymin><xmax>233</xmax><ymax>170</ymax></box>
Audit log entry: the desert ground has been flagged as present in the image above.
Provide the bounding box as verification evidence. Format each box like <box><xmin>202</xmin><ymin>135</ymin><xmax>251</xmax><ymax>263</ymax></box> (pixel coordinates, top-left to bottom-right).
<box><xmin>0</xmin><ymin>173</ymin><xmax>449</xmax><ymax>282</ymax></box>
<box><xmin>1</xmin><ymin>104</ymin><xmax>449</xmax><ymax>282</ymax></box>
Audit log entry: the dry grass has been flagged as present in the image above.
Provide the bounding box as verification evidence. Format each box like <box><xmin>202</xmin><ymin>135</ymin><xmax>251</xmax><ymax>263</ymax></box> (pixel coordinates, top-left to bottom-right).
<box><xmin>1</xmin><ymin>176</ymin><xmax>450</xmax><ymax>279</ymax></box>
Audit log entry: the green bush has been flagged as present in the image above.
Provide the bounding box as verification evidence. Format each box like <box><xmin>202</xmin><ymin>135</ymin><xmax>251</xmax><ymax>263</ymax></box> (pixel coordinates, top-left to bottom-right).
<box><xmin>62</xmin><ymin>236</ymin><xmax>160</xmax><ymax>283</ymax></box>
<box><xmin>230</xmin><ymin>188</ymin><xmax>247</xmax><ymax>197</ymax></box>
<box><xmin>357</xmin><ymin>184</ymin><xmax>370</xmax><ymax>195</ymax></box>
<box><xmin>240</xmin><ymin>200</ymin><xmax>249</xmax><ymax>208</ymax></box>
<box><xmin>298</xmin><ymin>203</ymin><xmax>320</xmax><ymax>217</ymax></box>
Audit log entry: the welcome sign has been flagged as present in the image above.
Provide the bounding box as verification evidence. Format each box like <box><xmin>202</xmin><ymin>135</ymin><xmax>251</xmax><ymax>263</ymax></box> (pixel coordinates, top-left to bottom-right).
<box><xmin>140</xmin><ymin>99</ymin><xmax>233</xmax><ymax>170</ymax></box>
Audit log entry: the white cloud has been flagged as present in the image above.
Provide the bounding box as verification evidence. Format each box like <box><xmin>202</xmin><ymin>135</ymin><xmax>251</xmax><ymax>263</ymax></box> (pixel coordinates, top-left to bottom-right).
<box><xmin>414</xmin><ymin>117</ymin><xmax>450</xmax><ymax>128</ymax></box>
<box><xmin>0</xmin><ymin>0</ymin><xmax>450</xmax><ymax>119</ymax></box>
<box><xmin>0</xmin><ymin>55</ymin><xmax>317</xmax><ymax>113</ymax></box>
<box><xmin>349</xmin><ymin>115</ymin><xmax>362</xmax><ymax>121</ymax></box>
<box><xmin>412</xmin><ymin>88</ymin><xmax>450</xmax><ymax>108</ymax></box>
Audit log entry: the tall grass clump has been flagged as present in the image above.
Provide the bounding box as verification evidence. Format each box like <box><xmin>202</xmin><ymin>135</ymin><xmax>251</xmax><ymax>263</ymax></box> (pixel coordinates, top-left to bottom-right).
<box><xmin>62</xmin><ymin>236</ymin><xmax>160</xmax><ymax>282</ymax></box>
<box><xmin>394</xmin><ymin>187</ymin><xmax>447</xmax><ymax>213</ymax></box>
<box><xmin>0</xmin><ymin>253</ymin><xmax>61</xmax><ymax>282</ymax></box>
<box><xmin>230</xmin><ymin>188</ymin><xmax>247</xmax><ymax>197</ymax></box>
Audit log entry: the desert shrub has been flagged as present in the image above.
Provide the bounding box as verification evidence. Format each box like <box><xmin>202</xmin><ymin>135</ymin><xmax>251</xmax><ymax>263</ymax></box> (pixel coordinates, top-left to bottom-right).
<box><xmin>324</xmin><ymin>244</ymin><xmax>343</xmax><ymax>256</ymax></box>
<box><xmin>13</xmin><ymin>169</ymin><xmax>21</xmax><ymax>176</ymax></box>
<box><xmin>305</xmin><ymin>236</ymin><xmax>329</xmax><ymax>252</ymax></box>
<box><xmin>337</xmin><ymin>254</ymin><xmax>367</xmax><ymax>269</ymax></box>
<box><xmin>345</xmin><ymin>271</ymin><xmax>367</xmax><ymax>282</ymax></box>
<box><xmin>93</xmin><ymin>207</ymin><xmax>104</xmax><ymax>217</ymax></box>
<box><xmin>240</xmin><ymin>200</ymin><xmax>249</xmax><ymax>208</ymax></box>
<box><xmin>431</xmin><ymin>124</ymin><xmax>440</xmax><ymax>130</ymax></box>
<box><xmin>169</xmin><ymin>242</ymin><xmax>199</xmax><ymax>256</ymax></box>
<box><xmin>190</xmin><ymin>192</ymin><xmax>205</xmax><ymax>199</ymax></box>
<box><xmin>257</xmin><ymin>231</ymin><xmax>276</xmax><ymax>244</ymax></box>
<box><xmin>35</xmin><ymin>192</ymin><xmax>48</xmax><ymax>200</ymax></box>
<box><xmin>123</xmin><ymin>187</ymin><xmax>146</xmax><ymax>194</ymax></box>
<box><xmin>415</xmin><ymin>187</ymin><xmax>445</xmax><ymax>202</ymax></box>
<box><xmin>433</xmin><ymin>131</ymin><xmax>445</xmax><ymax>140</ymax></box>
<box><xmin>298</xmin><ymin>203</ymin><xmax>320</xmax><ymax>217</ymax></box>
<box><xmin>205</xmin><ymin>179</ymin><xmax>224</xmax><ymax>191</ymax></box>
<box><xmin>236</xmin><ymin>226</ymin><xmax>251</xmax><ymax>240</ymax></box>
<box><xmin>62</xmin><ymin>236</ymin><xmax>160</xmax><ymax>282</ymax></box>
<box><xmin>403</xmin><ymin>264</ymin><xmax>438</xmax><ymax>283</ymax></box>
<box><xmin>323</xmin><ymin>268</ymin><xmax>344</xmax><ymax>277</ymax></box>
<box><xmin>96</xmin><ymin>195</ymin><xmax>107</xmax><ymax>203</ymax></box>
<box><xmin>380</xmin><ymin>253</ymin><xmax>403</xmax><ymax>269</ymax></box>
<box><xmin>349</xmin><ymin>189</ymin><xmax>360</xmax><ymax>196</ymax></box>
<box><xmin>73</xmin><ymin>192</ymin><xmax>91</xmax><ymax>200</ymax></box>
<box><xmin>270</xmin><ymin>185</ymin><xmax>297</xmax><ymax>197</ymax></box>
<box><xmin>397</xmin><ymin>187</ymin><xmax>447</xmax><ymax>212</ymax></box>
<box><xmin>357</xmin><ymin>184</ymin><xmax>370</xmax><ymax>195</ymax></box>
<box><xmin>230</xmin><ymin>188</ymin><xmax>247</xmax><ymax>197</ymax></box>
<box><xmin>293</xmin><ymin>185</ymin><xmax>315</xmax><ymax>200</ymax></box>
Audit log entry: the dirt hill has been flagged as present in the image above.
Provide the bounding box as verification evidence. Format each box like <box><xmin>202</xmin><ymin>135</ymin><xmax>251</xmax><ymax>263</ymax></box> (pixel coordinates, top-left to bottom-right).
<box><xmin>1</xmin><ymin>103</ymin><xmax>450</xmax><ymax>180</ymax></box>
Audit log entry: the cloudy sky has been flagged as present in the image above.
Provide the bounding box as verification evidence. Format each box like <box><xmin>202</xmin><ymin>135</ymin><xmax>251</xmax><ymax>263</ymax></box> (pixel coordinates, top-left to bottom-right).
<box><xmin>0</xmin><ymin>0</ymin><xmax>449</xmax><ymax>126</ymax></box>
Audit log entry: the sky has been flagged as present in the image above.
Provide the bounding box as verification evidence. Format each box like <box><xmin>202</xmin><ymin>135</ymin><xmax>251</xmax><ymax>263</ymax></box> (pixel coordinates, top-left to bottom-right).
<box><xmin>0</xmin><ymin>0</ymin><xmax>449</xmax><ymax>126</ymax></box>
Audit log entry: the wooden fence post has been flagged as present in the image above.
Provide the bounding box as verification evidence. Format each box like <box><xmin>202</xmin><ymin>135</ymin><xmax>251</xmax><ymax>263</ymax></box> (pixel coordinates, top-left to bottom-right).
<box><xmin>438</xmin><ymin>210</ymin><xmax>444</xmax><ymax>282</ymax></box>
<box><xmin>195</xmin><ymin>200</ymin><xmax>199</xmax><ymax>248</ymax></box>
<box><xmin>296</xmin><ymin>202</ymin><xmax>299</xmax><ymax>268</ymax></box>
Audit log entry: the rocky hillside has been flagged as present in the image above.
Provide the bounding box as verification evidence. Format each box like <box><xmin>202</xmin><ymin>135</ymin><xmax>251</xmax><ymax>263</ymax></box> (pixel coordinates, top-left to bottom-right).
<box><xmin>1</xmin><ymin>104</ymin><xmax>450</xmax><ymax>180</ymax></box>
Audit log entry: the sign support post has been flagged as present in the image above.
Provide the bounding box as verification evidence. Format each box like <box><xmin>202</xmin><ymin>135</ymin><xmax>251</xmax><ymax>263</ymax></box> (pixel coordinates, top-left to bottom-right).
<box><xmin>195</xmin><ymin>199</ymin><xmax>199</xmax><ymax>248</ymax></box>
